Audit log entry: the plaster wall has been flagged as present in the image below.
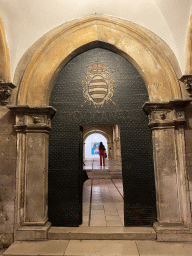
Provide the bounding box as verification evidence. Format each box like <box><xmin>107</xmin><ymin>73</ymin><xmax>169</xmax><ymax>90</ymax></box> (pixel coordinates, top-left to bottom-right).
<box><xmin>0</xmin><ymin>0</ymin><xmax>191</xmax><ymax>79</ymax></box>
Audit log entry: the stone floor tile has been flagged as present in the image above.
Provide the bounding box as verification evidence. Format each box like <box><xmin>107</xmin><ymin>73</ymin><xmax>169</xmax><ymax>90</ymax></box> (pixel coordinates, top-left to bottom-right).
<box><xmin>106</xmin><ymin>220</ymin><xmax>123</xmax><ymax>226</ymax></box>
<box><xmin>117</xmin><ymin>209</ymin><xmax>124</xmax><ymax>214</ymax></box>
<box><xmin>64</xmin><ymin>240</ymin><xmax>139</xmax><ymax>255</ymax></box>
<box><xmin>106</xmin><ymin>215</ymin><xmax>122</xmax><ymax>221</ymax></box>
<box><xmin>90</xmin><ymin>219</ymin><xmax>107</xmax><ymax>226</ymax></box>
<box><xmin>3</xmin><ymin>240</ymin><xmax>69</xmax><ymax>255</ymax></box>
<box><xmin>91</xmin><ymin>210</ymin><xmax>105</xmax><ymax>215</ymax></box>
<box><xmin>136</xmin><ymin>240</ymin><xmax>192</xmax><ymax>255</ymax></box>
<box><xmin>105</xmin><ymin>211</ymin><xmax>119</xmax><ymax>216</ymax></box>
<box><xmin>83</xmin><ymin>211</ymin><xmax>89</xmax><ymax>216</ymax></box>
<box><xmin>90</xmin><ymin>215</ymin><xmax>106</xmax><ymax>220</ymax></box>
<box><xmin>115</xmin><ymin>203</ymin><xmax>124</xmax><ymax>209</ymax></box>
<box><xmin>91</xmin><ymin>205</ymin><xmax>104</xmax><ymax>210</ymax></box>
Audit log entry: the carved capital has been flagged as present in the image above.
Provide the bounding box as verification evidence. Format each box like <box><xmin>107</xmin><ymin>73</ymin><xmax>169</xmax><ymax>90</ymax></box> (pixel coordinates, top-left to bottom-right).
<box><xmin>0</xmin><ymin>81</ymin><xmax>16</xmax><ymax>105</ymax></box>
<box><xmin>143</xmin><ymin>99</ymin><xmax>191</xmax><ymax>129</ymax></box>
<box><xmin>8</xmin><ymin>105</ymin><xmax>56</xmax><ymax>133</ymax></box>
<box><xmin>179</xmin><ymin>75</ymin><xmax>192</xmax><ymax>97</ymax></box>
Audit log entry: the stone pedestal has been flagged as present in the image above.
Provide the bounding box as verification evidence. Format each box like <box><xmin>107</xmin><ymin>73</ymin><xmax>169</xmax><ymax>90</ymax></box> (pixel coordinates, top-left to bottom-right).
<box><xmin>8</xmin><ymin>105</ymin><xmax>56</xmax><ymax>241</ymax></box>
<box><xmin>143</xmin><ymin>99</ymin><xmax>192</xmax><ymax>241</ymax></box>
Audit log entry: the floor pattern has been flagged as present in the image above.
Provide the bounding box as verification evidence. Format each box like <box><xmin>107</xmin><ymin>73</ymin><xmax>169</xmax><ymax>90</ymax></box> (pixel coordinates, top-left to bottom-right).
<box><xmin>82</xmin><ymin>179</ymin><xmax>124</xmax><ymax>227</ymax></box>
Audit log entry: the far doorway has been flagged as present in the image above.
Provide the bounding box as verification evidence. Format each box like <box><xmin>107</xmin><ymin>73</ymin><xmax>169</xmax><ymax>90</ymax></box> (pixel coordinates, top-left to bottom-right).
<box><xmin>82</xmin><ymin>124</ymin><xmax>124</xmax><ymax>226</ymax></box>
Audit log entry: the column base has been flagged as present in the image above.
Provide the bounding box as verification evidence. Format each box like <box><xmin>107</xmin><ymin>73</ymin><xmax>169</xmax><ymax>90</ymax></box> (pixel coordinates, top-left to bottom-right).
<box><xmin>154</xmin><ymin>222</ymin><xmax>192</xmax><ymax>242</ymax></box>
<box><xmin>14</xmin><ymin>222</ymin><xmax>51</xmax><ymax>241</ymax></box>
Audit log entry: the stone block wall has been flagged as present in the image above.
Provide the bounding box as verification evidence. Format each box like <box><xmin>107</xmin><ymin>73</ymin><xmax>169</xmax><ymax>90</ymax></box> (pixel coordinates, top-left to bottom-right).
<box><xmin>184</xmin><ymin>103</ymin><xmax>192</xmax><ymax>213</ymax></box>
<box><xmin>0</xmin><ymin>106</ymin><xmax>16</xmax><ymax>247</ymax></box>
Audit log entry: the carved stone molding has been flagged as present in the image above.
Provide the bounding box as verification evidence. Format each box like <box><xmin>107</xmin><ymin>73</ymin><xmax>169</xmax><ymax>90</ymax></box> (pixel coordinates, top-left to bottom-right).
<box><xmin>8</xmin><ymin>105</ymin><xmax>56</xmax><ymax>133</ymax></box>
<box><xmin>143</xmin><ymin>99</ymin><xmax>191</xmax><ymax>129</ymax></box>
<box><xmin>0</xmin><ymin>81</ymin><xmax>16</xmax><ymax>105</ymax></box>
<box><xmin>180</xmin><ymin>75</ymin><xmax>192</xmax><ymax>97</ymax></box>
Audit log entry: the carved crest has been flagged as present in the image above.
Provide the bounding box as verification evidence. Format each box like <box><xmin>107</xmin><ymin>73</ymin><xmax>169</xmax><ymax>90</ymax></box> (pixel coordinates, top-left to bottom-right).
<box><xmin>81</xmin><ymin>62</ymin><xmax>115</xmax><ymax>107</ymax></box>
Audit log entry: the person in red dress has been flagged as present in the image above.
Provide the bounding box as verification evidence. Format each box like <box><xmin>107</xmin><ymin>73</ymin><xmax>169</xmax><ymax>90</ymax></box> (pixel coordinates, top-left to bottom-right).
<box><xmin>99</xmin><ymin>142</ymin><xmax>105</xmax><ymax>168</ymax></box>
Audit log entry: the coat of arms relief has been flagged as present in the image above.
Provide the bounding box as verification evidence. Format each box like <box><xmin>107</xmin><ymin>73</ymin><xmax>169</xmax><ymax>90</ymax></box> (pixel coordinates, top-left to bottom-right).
<box><xmin>81</xmin><ymin>62</ymin><xmax>116</xmax><ymax>107</ymax></box>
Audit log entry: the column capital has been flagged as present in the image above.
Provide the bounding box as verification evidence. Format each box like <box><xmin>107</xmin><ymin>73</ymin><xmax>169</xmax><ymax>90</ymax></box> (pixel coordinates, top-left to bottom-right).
<box><xmin>143</xmin><ymin>99</ymin><xmax>191</xmax><ymax>129</ymax></box>
<box><xmin>8</xmin><ymin>105</ymin><xmax>57</xmax><ymax>133</ymax></box>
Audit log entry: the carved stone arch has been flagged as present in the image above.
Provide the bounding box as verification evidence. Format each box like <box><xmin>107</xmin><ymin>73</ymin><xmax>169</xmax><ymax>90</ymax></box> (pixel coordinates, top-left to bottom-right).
<box><xmin>0</xmin><ymin>15</ymin><xmax>15</xmax><ymax>105</ymax></box>
<box><xmin>14</xmin><ymin>14</ymin><xmax>186</xmax><ymax>106</ymax></box>
<box><xmin>10</xmin><ymin>15</ymin><xmax>192</xmax><ymax>242</ymax></box>
<box><xmin>0</xmin><ymin>15</ymin><xmax>10</xmax><ymax>82</ymax></box>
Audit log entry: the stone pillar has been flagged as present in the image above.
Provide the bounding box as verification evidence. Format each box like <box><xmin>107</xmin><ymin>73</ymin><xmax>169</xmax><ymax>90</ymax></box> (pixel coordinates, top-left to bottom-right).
<box><xmin>107</xmin><ymin>141</ymin><xmax>113</xmax><ymax>159</ymax></box>
<box><xmin>143</xmin><ymin>99</ymin><xmax>192</xmax><ymax>241</ymax></box>
<box><xmin>8</xmin><ymin>105</ymin><xmax>56</xmax><ymax>241</ymax></box>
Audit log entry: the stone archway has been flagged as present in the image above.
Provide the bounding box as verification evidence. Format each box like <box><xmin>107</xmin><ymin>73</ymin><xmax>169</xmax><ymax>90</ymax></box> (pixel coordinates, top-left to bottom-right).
<box><xmin>10</xmin><ymin>15</ymin><xmax>192</xmax><ymax>241</ymax></box>
<box><xmin>0</xmin><ymin>15</ymin><xmax>10</xmax><ymax>82</ymax></box>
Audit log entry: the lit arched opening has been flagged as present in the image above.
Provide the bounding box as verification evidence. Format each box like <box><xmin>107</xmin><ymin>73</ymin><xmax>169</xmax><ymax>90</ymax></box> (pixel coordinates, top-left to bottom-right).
<box><xmin>84</xmin><ymin>132</ymin><xmax>108</xmax><ymax>159</ymax></box>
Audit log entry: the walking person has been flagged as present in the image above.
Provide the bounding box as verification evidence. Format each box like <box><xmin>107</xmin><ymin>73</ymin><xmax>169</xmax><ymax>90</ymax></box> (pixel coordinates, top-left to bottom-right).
<box><xmin>99</xmin><ymin>142</ymin><xmax>105</xmax><ymax>168</ymax></box>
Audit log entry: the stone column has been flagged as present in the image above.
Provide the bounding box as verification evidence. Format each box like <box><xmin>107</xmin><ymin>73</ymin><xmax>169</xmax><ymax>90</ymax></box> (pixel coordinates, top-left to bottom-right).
<box><xmin>8</xmin><ymin>105</ymin><xmax>56</xmax><ymax>241</ymax></box>
<box><xmin>143</xmin><ymin>99</ymin><xmax>192</xmax><ymax>241</ymax></box>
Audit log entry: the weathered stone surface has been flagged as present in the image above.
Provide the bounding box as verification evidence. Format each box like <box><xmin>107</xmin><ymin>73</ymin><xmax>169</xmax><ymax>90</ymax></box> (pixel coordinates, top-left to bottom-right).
<box><xmin>48</xmin><ymin>227</ymin><xmax>156</xmax><ymax>240</ymax></box>
<box><xmin>2</xmin><ymin>240</ymin><xmax>69</xmax><ymax>255</ymax></box>
<box><xmin>0</xmin><ymin>107</ymin><xmax>16</xmax><ymax>247</ymax></box>
<box><xmin>0</xmin><ymin>234</ymin><xmax>13</xmax><ymax>248</ymax></box>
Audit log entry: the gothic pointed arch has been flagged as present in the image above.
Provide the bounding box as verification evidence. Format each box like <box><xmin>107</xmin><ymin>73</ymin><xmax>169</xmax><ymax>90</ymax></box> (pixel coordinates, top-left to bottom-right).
<box><xmin>14</xmin><ymin>14</ymin><xmax>184</xmax><ymax>106</ymax></box>
<box><xmin>0</xmin><ymin>15</ymin><xmax>10</xmax><ymax>82</ymax></box>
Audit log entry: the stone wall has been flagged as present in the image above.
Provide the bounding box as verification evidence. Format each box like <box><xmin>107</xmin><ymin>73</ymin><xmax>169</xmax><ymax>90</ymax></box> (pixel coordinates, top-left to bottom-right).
<box><xmin>184</xmin><ymin>104</ymin><xmax>192</xmax><ymax>212</ymax></box>
<box><xmin>0</xmin><ymin>106</ymin><xmax>16</xmax><ymax>247</ymax></box>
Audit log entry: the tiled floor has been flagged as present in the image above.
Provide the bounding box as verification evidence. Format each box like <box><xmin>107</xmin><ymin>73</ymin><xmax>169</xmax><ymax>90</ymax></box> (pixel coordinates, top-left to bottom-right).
<box><xmin>3</xmin><ymin>176</ymin><xmax>192</xmax><ymax>255</ymax></box>
<box><xmin>82</xmin><ymin>179</ymin><xmax>124</xmax><ymax>227</ymax></box>
<box><xmin>84</xmin><ymin>159</ymin><xmax>122</xmax><ymax>171</ymax></box>
<box><xmin>3</xmin><ymin>240</ymin><xmax>192</xmax><ymax>255</ymax></box>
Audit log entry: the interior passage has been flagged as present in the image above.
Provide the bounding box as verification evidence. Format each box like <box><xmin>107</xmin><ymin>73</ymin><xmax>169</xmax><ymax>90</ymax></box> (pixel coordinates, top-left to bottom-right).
<box><xmin>82</xmin><ymin>179</ymin><xmax>124</xmax><ymax>226</ymax></box>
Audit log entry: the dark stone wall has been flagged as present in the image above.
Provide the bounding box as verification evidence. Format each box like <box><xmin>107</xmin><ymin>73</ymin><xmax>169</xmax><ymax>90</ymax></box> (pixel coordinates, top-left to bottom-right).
<box><xmin>49</xmin><ymin>47</ymin><xmax>157</xmax><ymax>226</ymax></box>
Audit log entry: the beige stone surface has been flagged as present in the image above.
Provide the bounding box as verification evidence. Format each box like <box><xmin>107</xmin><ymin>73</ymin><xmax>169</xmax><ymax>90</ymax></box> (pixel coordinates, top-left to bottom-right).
<box><xmin>64</xmin><ymin>240</ymin><xmax>139</xmax><ymax>255</ymax></box>
<box><xmin>4</xmin><ymin>240</ymin><xmax>192</xmax><ymax>255</ymax></box>
<box><xmin>0</xmin><ymin>16</ymin><xmax>11</xmax><ymax>81</ymax></box>
<box><xmin>136</xmin><ymin>240</ymin><xmax>192</xmax><ymax>255</ymax></box>
<box><xmin>106</xmin><ymin>220</ymin><xmax>123</xmax><ymax>226</ymax></box>
<box><xmin>3</xmin><ymin>240</ymin><xmax>69</xmax><ymax>256</ymax></box>
<box><xmin>48</xmin><ymin>227</ymin><xmax>157</xmax><ymax>240</ymax></box>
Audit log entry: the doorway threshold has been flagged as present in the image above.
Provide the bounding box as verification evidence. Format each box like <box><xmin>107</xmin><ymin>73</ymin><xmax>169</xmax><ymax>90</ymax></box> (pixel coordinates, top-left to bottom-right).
<box><xmin>48</xmin><ymin>226</ymin><xmax>156</xmax><ymax>240</ymax></box>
